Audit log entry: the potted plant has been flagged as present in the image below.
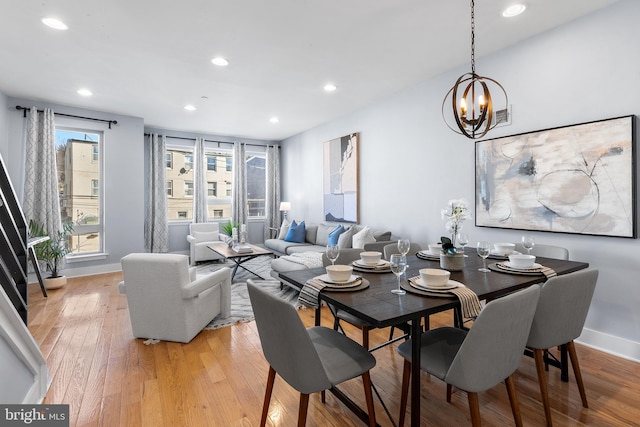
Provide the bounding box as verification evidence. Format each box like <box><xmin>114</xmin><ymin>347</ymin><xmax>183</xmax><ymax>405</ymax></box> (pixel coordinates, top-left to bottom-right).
<box><xmin>439</xmin><ymin>236</ymin><xmax>464</xmax><ymax>271</ymax></box>
<box><xmin>28</xmin><ymin>220</ymin><xmax>74</xmax><ymax>289</ymax></box>
<box><xmin>220</xmin><ymin>220</ymin><xmax>240</xmax><ymax>247</ymax></box>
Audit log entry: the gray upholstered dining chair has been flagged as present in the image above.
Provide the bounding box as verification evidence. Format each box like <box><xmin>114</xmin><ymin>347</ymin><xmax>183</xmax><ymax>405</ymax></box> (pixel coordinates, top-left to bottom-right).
<box><xmin>397</xmin><ymin>285</ymin><xmax>540</xmax><ymax>427</ymax></box>
<box><xmin>382</xmin><ymin>242</ymin><xmax>423</xmax><ymax>260</ymax></box>
<box><xmin>526</xmin><ymin>268</ymin><xmax>598</xmax><ymax>427</ymax></box>
<box><xmin>246</xmin><ymin>279</ymin><xmax>377</xmax><ymax>427</ymax></box>
<box><xmin>514</xmin><ymin>243</ymin><xmax>569</xmax><ymax>260</ymax></box>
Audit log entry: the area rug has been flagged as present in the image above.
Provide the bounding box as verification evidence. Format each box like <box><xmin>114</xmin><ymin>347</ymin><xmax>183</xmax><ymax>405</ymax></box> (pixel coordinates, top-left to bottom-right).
<box><xmin>196</xmin><ymin>256</ymin><xmax>301</xmax><ymax>330</ymax></box>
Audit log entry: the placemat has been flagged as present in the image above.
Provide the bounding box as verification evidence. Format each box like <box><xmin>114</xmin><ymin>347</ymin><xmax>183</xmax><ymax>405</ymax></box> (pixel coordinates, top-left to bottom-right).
<box><xmin>489</xmin><ymin>262</ymin><xmax>557</xmax><ymax>278</ymax></box>
<box><xmin>405</xmin><ymin>277</ymin><xmax>482</xmax><ymax>319</ymax></box>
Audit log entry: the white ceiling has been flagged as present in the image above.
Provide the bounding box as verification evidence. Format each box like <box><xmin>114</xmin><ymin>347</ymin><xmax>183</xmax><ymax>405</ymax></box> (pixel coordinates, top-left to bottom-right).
<box><xmin>1</xmin><ymin>0</ymin><xmax>619</xmax><ymax>141</ymax></box>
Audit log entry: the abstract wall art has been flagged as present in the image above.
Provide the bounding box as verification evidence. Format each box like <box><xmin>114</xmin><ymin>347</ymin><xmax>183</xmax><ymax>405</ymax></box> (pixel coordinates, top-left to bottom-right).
<box><xmin>323</xmin><ymin>132</ymin><xmax>359</xmax><ymax>223</ymax></box>
<box><xmin>475</xmin><ymin>115</ymin><xmax>636</xmax><ymax>237</ymax></box>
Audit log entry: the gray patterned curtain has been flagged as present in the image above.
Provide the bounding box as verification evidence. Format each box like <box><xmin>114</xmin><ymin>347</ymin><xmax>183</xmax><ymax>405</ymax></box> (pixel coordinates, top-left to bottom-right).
<box><xmin>193</xmin><ymin>137</ymin><xmax>208</xmax><ymax>223</ymax></box>
<box><xmin>144</xmin><ymin>134</ymin><xmax>168</xmax><ymax>252</ymax></box>
<box><xmin>264</xmin><ymin>145</ymin><xmax>281</xmax><ymax>240</ymax></box>
<box><xmin>23</xmin><ymin>107</ymin><xmax>61</xmax><ymax>237</ymax></box>
<box><xmin>231</xmin><ymin>142</ymin><xmax>247</xmax><ymax>225</ymax></box>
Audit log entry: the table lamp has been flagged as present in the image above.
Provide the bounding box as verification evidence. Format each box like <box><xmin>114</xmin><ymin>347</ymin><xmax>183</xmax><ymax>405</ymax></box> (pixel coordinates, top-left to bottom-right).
<box><xmin>279</xmin><ymin>202</ymin><xmax>291</xmax><ymax>220</ymax></box>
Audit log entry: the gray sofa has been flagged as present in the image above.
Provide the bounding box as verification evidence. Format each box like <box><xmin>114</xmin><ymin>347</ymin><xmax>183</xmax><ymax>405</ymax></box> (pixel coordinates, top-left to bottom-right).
<box><xmin>266</xmin><ymin>222</ymin><xmax>393</xmax><ymax>281</ymax></box>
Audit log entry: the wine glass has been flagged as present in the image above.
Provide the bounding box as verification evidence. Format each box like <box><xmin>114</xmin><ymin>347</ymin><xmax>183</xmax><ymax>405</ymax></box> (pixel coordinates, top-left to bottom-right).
<box><xmin>522</xmin><ymin>235</ymin><xmax>535</xmax><ymax>255</ymax></box>
<box><xmin>397</xmin><ymin>239</ymin><xmax>410</xmax><ymax>256</ymax></box>
<box><xmin>477</xmin><ymin>241</ymin><xmax>491</xmax><ymax>272</ymax></box>
<box><xmin>457</xmin><ymin>232</ymin><xmax>469</xmax><ymax>256</ymax></box>
<box><xmin>325</xmin><ymin>245</ymin><xmax>339</xmax><ymax>266</ymax></box>
<box><xmin>389</xmin><ymin>254</ymin><xmax>407</xmax><ymax>295</ymax></box>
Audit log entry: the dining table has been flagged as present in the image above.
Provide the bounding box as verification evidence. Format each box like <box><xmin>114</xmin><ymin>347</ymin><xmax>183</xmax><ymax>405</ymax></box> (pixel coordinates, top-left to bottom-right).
<box><xmin>278</xmin><ymin>248</ymin><xmax>589</xmax><ymax>427</ymax></box>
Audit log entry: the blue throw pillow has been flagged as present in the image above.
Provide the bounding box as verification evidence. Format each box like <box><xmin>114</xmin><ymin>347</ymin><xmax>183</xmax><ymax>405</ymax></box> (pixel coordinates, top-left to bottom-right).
<box><xmin>284</xmin><ymin>220</ymin><xmax>306</xmax><ymax>243</ymax></box>
<box><xmin>327</xmin><ymin>225</ymin><xmax>345</xmax><ymax>246</ymax></box>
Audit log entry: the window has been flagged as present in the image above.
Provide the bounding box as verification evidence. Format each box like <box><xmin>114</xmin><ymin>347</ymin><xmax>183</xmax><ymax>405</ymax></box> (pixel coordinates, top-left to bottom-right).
<box><xmin>208</xmin><ymin>181</ymin><xmax>217</xmax><ymax>197</ymax></box>
<box><xmin>55</xmin><ymin>128</ymin><xmax>103</xmax><ymax>255</ymax></box>
<box><xmin>246</xmin><ymin>154</ymin><xmax>266</xmax><ymax>217</ymax></box>
<box><xmin>184</xmin><ymin>155</ymin><xmax>193</xmax><ymax>171</ymax></box>
<box><xmin>213</xmin><ymin>209</ymin><xmax>223</xmax><ymax>218</ymax></box>
<box><xmin>226</xmin><ymin>157</ymin><xmax>232</xmax><ymax>172</ymax></box>
<box><xmin>167</xmin><ymin>180</ymin><xmax>173</xmax><ymax>196</ymax></box>
<box><xmin>226</xmin><ymin>184</ymin><xmax>232</xmax><ymax>197</ymax></box>
<box><xmin>207</xmin><ymin>156</ymin><xmax>216</xmax><ymax>171</ymax></box>
<box><xmin>184</xmin><ymin>181</ymin><xmax>193</xmax><ymax>197</ymax></box>
<box><xmin>178</xmin><ymin>211</ymin><xmax>187</xmax><ymax>219</ymax></box>
<box><xmin>166</xmin><ymin>152</ymin><xmax>173</xmax><ymax>168</ymax></box>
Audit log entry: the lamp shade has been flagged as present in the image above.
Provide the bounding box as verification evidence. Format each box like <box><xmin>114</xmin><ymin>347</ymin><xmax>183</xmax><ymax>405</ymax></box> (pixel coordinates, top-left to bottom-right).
<box><xmin>279</xmin><ymin>202</ymin><xmax>291</xmax><ymax>211</ymax></box>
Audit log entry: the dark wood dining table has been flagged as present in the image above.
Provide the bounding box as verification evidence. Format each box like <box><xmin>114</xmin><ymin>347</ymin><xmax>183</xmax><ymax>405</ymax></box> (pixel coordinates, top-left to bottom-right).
<box><xmin>279</xmin><ymin>248</ymin><xmax>589</xmax><ymax>427</ymax></box>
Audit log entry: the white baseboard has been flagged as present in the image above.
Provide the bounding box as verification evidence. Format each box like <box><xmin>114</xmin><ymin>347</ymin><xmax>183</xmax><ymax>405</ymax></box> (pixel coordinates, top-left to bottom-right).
<box><xmin>577</xmin><ymin>327</ymin><xmax>640</xmax><ymax>363</ymax></box>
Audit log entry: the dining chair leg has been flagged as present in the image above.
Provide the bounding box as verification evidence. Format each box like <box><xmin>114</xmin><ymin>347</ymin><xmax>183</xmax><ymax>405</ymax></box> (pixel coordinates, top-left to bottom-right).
<box><xmin>446</xmin><ymin>384</ymin><xmax>453</xmax><ymax>402</ymax></box>
<box><xmin>398</xmin><ymin>359</ymin><xmax>411</xmax><ymax>427</ymax></box>
<box><xmin>467</xmin><ymin>391</ymin><xmax>482</xmax><ymax>427</ymax></box>
<box><xmin>505</xmin><ymin>375</ymin><xmax>523</xmax><ymax>427</ymax></box>
<box><xmin>567</xmin><ymin>341</ymin><xmax>589</xmax><ymax>408</ymax></box>
<box><xmin>533</xmin><ymin>348</ymin><xmax>553</xmax><ymax>427</ymax></box>
<box><xmin>261</xmin><ymin>366</ymin><xmax>276</xmax><ymax>427</ymax></box>
<box><xmin>361</xmin><ymin>371</ymin><xmax>377</xmax><ymax>427</ymax></box>
<box><xmin>298</xmin><ymin>393</ymin><xmax>309</xmax><ymax>427</ymax></box>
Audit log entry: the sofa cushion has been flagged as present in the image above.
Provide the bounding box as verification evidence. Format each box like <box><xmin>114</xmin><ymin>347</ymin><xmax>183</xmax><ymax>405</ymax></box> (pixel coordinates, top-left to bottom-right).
<box><xmin>353</xmin><ymin>226</ymin><xmax>376</xmax><ymax>249</ymax></box>
<box><xmin>315</xmin><ymin>224</ymin><xmax>334</xmax><ymax>246</ymax></box>
<box><xmin>327</xmin><ymin>225</ymin><xmax>345</xmax><ymax>246</ymax></box>
<box><xmin>277</xmin><ymin>218</ymin><xmax>290</xmax><ymax>240</ymax></box>
<box><xmin>285</xmin><ymin>220</ymin><xmax>306</xmax><ymax>243</ymax></box>
<box><xmin>337</xmin><ymin>225</ymin><xmax>355</xmax><ymax>249</ymax></box>
<box><xmin>192</xmin><ymin>231</ymin><xmax>219</xmax><ymax>243</ymax></box>
<box><xmin>305</xmin><ymin>223</ymin><xmax>319</xmax><ymax>244</ymax></box>
<box><xmin>373</xmin><ymin>230</ymin><xmax>392</xmax><ymax>242</ymax></box>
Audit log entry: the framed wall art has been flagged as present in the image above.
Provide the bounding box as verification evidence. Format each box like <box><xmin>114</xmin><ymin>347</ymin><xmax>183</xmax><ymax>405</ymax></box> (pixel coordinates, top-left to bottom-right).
<box><xmin>323</xmin><ymin>132</ymin><xmax>359</xmax><ymax>223</ymax></box>
<box><xmin>475</xmin><ymin>115</ymin><xmax>636</xmax><ymax>238</ymax></box>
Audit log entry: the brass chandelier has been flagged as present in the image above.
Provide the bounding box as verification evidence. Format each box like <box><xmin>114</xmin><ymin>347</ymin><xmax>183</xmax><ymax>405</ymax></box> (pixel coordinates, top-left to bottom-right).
<box><xmin>442</xmin><ymin>0</ymin><xmax>508</xmax><ymax>139</ymax></box>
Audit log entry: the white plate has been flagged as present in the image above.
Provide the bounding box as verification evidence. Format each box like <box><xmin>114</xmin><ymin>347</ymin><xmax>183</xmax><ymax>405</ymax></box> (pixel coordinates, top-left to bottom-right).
<box><xmin>411</xmin><ymin>279</ymin><xmax>461</xmax><ymax>291</ymax></box>
<box><xmin>503</xmin><ymin>261</ymin><xmax>542</xmax><ymax>271</ymax></box>
<box><xmin>317</xmin><ymin>274</ymin><xmax>360</xmax><ymax>284</ymax></box>
<box><xmin>491</xmin><ymin>250</ymin><xmax>521</xmax><ymax>257</ymax></box>
<box><xmin>419</xmin><ymin>250</ymin><xmax>441</xmax><ymax>257</ymax></box>
<box><xmin>353</xmin><ymin>259</ymin><xmax>388</xmax><ymax>268</ymax></box>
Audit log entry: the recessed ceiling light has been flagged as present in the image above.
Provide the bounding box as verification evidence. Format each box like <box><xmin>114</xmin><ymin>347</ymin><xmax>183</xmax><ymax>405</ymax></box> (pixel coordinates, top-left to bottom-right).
<box><xmin>324</xmin><ymin>83</ymin><xmax>337</xmax><ymax>92</ymax></box>
<box><xmin>269</xmin><ymin>117</ymin><xmax>279</xmax><ymax>124</ymax></box>
<box><xmin>211</xmin><ymin>57</ymin><xmax>229</xmax><ymax>67</ymax></box>
<box><xmin>502</xmin><ymin>4</ymin><xmax>526</xmax><ymax>18</ymax></box>
<box><xmin>184</xmin><ymin>105</ymin><xmax>196</xmax><ymax>111</ymax></box>
<box><xmin>42</xmin><ymin>17</ymin><xmax>68</xmax><ymax>30</ymax></box>
<box><xmin>77</xmin><ymin>88</ymin><xmax>92</xmax><ymax>97</ymax></box>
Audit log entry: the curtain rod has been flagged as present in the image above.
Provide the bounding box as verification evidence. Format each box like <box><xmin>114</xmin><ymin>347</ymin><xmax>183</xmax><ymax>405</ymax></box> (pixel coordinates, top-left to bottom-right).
<box><xmin>15</xmin><ymin>105</ymin><xmax>118</xmax><ymax>129</ymax></box>
<box><xmin>144</xmin><ymin>133</ymin><xmax>277</xmax><ymax>149</ymax></box>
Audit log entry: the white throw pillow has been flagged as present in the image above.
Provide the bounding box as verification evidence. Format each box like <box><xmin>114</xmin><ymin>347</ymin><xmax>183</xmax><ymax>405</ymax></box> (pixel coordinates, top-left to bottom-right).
<box><xmin>352</xmin><ymin>226</ymin><xmax>376</xmax><ymax>249</ymax></box>
<box><xmin>277</xmin><ymin>218</ymin><xmax>290</xmax><ymax>240</ymax></box>
<box><xmin>192</xmin><ymin>231</ymin><xmax>218</xmax><ymax>243</ymax></box>
<box><xmin>337</xmin><ymin>226</ymin><xmax>355</xmax><ymax>249</ymax></box>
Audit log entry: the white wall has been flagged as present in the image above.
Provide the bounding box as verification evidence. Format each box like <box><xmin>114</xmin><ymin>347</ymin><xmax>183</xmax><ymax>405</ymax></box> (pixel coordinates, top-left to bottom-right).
<box><xmin>281</xmin><ymin>0</ymin><xmax>640</xmax><ymax>361</ymax></box>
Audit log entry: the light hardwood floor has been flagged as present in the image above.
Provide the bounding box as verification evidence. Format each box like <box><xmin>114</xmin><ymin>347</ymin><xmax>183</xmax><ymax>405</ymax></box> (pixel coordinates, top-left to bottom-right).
<box><xmin>27</xmin><ymin>273</ymin><xmax>640</xmax><ymax>426</ymax></box>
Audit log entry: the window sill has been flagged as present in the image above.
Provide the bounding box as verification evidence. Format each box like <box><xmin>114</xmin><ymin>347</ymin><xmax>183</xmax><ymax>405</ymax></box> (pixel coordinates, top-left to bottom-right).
<box><xmin>66</xmin><ymin>253</ymin><xmax>109</xmax><ymax>263</ymax></box>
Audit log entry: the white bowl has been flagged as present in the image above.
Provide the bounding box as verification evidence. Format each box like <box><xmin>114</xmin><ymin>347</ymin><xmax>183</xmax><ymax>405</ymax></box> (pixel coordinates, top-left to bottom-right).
<box><xmin>494</xmin><ymin>242</ymin><xmax>516</xmax><ymax>255</ymax></box>
<box><xmin>419</xmin><ymin>268</ymin><xmax>451</xmax><ymax>288</ymax></box>
<box><xmin>508</xmin><ymin>254</ymin><xmax>536</xmax><ymax>268</ymax></box>
<box><xmin>360</xmin><ymin>251</ymin><xmax>382</xmax><ymax>266</ymax></box>
<box><xmin>326</xmin><ymin>265</ymin><xmax>353</xmax><ymax>282</ymax></box>
<box><xmin>428</xmin><ymin>243</ymin><xmax>443</xmax><ymax>255</ymax></box>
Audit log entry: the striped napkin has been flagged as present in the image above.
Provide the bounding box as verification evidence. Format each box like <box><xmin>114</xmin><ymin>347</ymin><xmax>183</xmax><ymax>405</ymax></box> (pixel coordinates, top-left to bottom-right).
<box><xmin>540</xmin><ymin>266</ymin><xmax>557</xmax><ymax>278</ymax></box>
<box><xmin>298</xmin><ymin>277</ymin><xmax>327</xmax><ymax>308</ymax></box>
<box><xmin>408</xmin><ymin>277</ymin><xmax>482</xmax><ymax>319</ymax></box>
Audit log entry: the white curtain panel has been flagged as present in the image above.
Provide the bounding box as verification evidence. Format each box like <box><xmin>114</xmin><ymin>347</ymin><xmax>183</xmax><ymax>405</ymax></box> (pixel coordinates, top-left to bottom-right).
<box><xmin>193</xmin><ymin>137</ymin><xmax>208</xmax><ymax>223</ymax></box>
<box><xmin>264</xmin><ymin>145</ymin><xmax>281</xmax><ymax>240</ymax></box>
<box><xmin>232</xmin><ymin>142</ymin><xmax>247</xmax><ymax>225</ymax></box>
<box><xmin>144</xmin><ymin>134</ymin><xmax>168</xmax><ymax>253</ymax></box>
<box><xmin>23</xmin><ymin>107</ymin><xmax>62</xmax><ymax>237</ymax></box>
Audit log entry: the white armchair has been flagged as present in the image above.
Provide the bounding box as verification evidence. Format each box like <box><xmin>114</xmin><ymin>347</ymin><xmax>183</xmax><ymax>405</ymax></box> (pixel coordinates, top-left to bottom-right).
<box><xmin>187</xmin><ymin>222</ymin><xmax>224</xmax><ymax>265</ymax></box>
<box><xmin>119</xmin><ymin>253</ymin><xmax>231</xmax><ymax>343</ymax></box>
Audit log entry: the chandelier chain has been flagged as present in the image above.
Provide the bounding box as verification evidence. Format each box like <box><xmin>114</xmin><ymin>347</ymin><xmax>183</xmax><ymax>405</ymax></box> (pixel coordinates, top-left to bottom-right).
<box><xmin>470</xmin><ymin>0</ymin><xmax>475</xmax><ymax>75</ymax></box>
